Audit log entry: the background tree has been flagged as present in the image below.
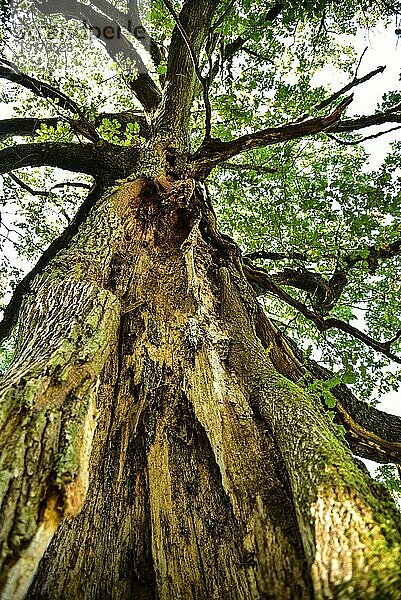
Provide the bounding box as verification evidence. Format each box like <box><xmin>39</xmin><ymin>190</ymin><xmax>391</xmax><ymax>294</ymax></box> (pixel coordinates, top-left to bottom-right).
<box><xmin>1</xmin><ymin>0</ymin><xmax>401</xmax><ymax>598</ymax></box>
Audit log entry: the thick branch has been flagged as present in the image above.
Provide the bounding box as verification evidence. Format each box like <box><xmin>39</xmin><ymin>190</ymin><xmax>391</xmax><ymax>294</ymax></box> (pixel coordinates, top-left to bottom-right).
<box><xmin>0</xmin><ymin>142</ymin><xmax>140</xmax><ymax>179</ymax></box>
<box><xmin>269</xmin><ymin>267</ymin><xmax>346</xmax><ymax>315</ymax></box>
<box><xmin>333</xmin><ymin>105</ymin><xmax>401</xmax><ymax>133</ymax></box>
<box><xmin>244</xmin><ymin>260</ymin><xmax>401</xmax><ymax>364</ymax></box>
<box><xmin>155</xmin><ymin>0</ymin><xmax>221</xmax><ymax>145</ymax></box>
<box><xmin>162</xmin><ymin>0</ymin><xmax>213</xmax><ymax>140</ymax></box>
<box><xmin>0</xmin><ymin>111</ymin><xmax>150</xmax><ymax>141</ymax></box>
<box><xmin>32</xmin><ymin>0</ymin><xmax>161</xmax><ymax>112</ymax></box>
<box><xmin>0</xmin><ymin>61</ymin><xmax>99</xmax><ymax>141</ymax></box>
<box><xmin>192</xmin><ymin>94</ymin><xmax>401</xmax><ymax>173</ymax></box>
<box><xmin>0</xmin><ymin>117</ymin><xmax>59</xmax><ymax>139</ymax></box>
<box><xmin>345</xmin><ymin>239</ymin><xmax>401</xmax><ymax>273</ymax></box>
<box><xmin>0</xmin><ymin>60</ymin><xmax>82</xmax><ymax>114</ymax></box>
<box><xmin>255</xmin><ymin>313</ymin><xmax>401</xmax><ymax>464</ymax></box>
<box><xmin>191</xmin><ymin>96</ymin><xmax>354</xmax><ymax>172</ymax></box>
<box><xmin>90</xmin><ymin>0</ymin><xmax>162</xmax><ymax>66</ymax></box>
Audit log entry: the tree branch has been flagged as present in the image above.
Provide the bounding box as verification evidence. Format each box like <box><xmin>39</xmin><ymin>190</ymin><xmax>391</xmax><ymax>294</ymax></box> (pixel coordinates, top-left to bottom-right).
<box><xmin>345</xmin><ymin>239</ymin><xmax>401</xmax><ymax>273</ymax></box>
<box><xmin>32</xmin><ymin>0</ymin><xmax>161</xmax><ymax>112</ymax></box>
<box><xmin>6</xmin><ymin>173</ymin><xmax>91</xmax><ymax>197</ymax></box>
<box><xmin>162</xmin><ymin>0</ymin><xmax>213</xmax><ymax>140</ymax></box>
<box><xmin>155</xmin><ymin>0</ymin><xmax>221</xmax><ymax>145</ymax></box>
<box><xmin>255</xmin><ymin>313</ymin><xmax>401</xmax><ymax>464</ymax></box>
<box><xmin>191</xmin><ymin>95</ymin><xmax>354</xmax><ymax>172</ymax></box>
<box><xmin>296</xmin><ymin>65</ymin><xmax>386</xmax><ymax>122</ymax></box>
<box><xmin>0</xmin><ymin>111</ymin><xmax>150</xmax><ymax>141</ymax></box>
<box><xmin>268</xmin><ymin>267</ymin><xmax>345</xmax><ymax>315</ymax></box>
<box><xmin>332</xmin><ymin>104</ymin><xmax>401</xmax><ymax>134</ymax></box>
<box><xmin>0</xmin><ymin>117</ymin><xmax>59</xmax><ymax>139</ymax></box>
<box><xmin>244</xmin><ymin>260</ymin><xmax>401</xmax><ymax>364</ymax></box>
<box><xmin>90</xmin><ymin>0</ymin><xmax>163</xmax><ymax>66</ymax></box>
<box><xmin>0</xmin><ymin>142</ymin><xmax>140</xmax><ymax>179</ymax></box>
<box><xmin>328</xmin><ymin>124</ymin><xmax>401</xmax><ymax>145</ymax></box>
<box><xmin>250</xmin><ymin>238</ymin><xmax>401</xmax><ymax>316</ymax></box>
<box><xmin>192</xmin><ymin>90</ymin><xmax>401</xmax><ymax>173</ymax></box>
<box><xmin>0</xmin><ymin>59</ymin><xmax>82</xmax><ymax>113</ymax></box>
<box><xmin>0</xmin><ymin>60</ymin><xmax>99</xmax><ymax>141</ymax></box>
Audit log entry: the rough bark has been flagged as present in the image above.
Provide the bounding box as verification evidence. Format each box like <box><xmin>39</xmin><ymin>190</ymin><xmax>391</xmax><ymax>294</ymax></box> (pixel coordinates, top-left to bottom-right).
<box><xmin>0</xmin><ymin>175</ymin><xmax>400</xmax><ymax>599</ymax></box>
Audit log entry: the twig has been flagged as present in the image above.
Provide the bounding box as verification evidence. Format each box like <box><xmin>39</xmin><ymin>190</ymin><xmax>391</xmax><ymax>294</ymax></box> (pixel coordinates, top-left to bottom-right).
<box><xmin>210</xmin><ymin>0</ymin><xmax>236</xmax><ymax>32</ymax></box>
<box><xmin>8</xmin><ymin>173</ymin><xmax>49</xmax><ymax>196</ymax></box>
<box><xmin>354</xmin><ymin>46</ymin><xmax>368</xmax><ymax>78</ymax></box>
<box><xmin>327</xmin><ymin>124</ymin><xmax>401</xmax><ymax>145</ymax></box>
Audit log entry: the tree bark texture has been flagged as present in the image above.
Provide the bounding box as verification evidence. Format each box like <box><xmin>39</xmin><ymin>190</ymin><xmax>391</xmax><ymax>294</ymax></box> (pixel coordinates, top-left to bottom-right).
<box><xmin>1</xmin><ymin>176</ymin><xmax>401</xmax><ymax>599</ymax></box>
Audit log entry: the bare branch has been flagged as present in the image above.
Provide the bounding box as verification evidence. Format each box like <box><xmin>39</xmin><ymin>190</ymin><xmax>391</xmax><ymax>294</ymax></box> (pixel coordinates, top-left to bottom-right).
<box><xmin>328</xmin><ymin>124</ymin><xmax>401</xmax><ymax>145</ymax></box>
<box><xmin>8</xmin><ymin>173</ymin><xmax>49</xmax><ymax>196</ymax></box>
<box><xmin>51</xmin><ymin>181</ymin><xmax>92</xmax><ymax>191</ymax></box>
<box><xmin>0</xmin><ymin>59</ymin><xmax>83</xmax><ymax>114</ymax></box>
<box><xmin>0</xmin><ymin>61</ymin><xmax>99</xmax><ymax>141</ymax></box>
<box><xmin>191</xmin><ymin>95</ymin><xmax>354</xmax><ymax>172</ymax></box>
<box><xmin>162</xmin><ymin>0</ymin><xmax>212</xmax><ymax>139</ymax></box>
<box><xmin>90</xmin><ymin>0</ymin><xmax>163</xmax><ymax>65</ymax></box>
<box><xmin>244</xmin><ymin>260</ymin><xmax>401</xmax><ymax>364</ymax></box>
<box><xmin>268</xmin><ymin>267</ymin><xmax>344</xmax><ymax>315</ymax></box>
<box><xmin>296</xmin><ymin>64</ymin><xmax>386</xmax><ymax>122</ymax></box>
<box><xmin>6</xmin><ymin>173</ymin><xmax>91</xmax><ymax>196</ymax></box>
<box><xmin>333</xmin><ymin>105</ymin><xmax>401</xmax><ymax>133</ymax></box>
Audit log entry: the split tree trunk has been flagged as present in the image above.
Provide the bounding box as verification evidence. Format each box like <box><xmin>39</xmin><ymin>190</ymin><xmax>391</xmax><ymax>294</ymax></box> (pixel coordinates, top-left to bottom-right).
<box><xmin>1</xmin><ymin>176</ymin><xmax>401</xmax><ymax>599</ymax></box>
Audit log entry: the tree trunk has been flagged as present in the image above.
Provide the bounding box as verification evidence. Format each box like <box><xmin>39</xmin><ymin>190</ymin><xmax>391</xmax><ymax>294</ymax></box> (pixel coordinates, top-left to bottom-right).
<box><xmin>1</xmin><ymin>175</ymin><xmax>401</xmax><ymax>599</ymax></box>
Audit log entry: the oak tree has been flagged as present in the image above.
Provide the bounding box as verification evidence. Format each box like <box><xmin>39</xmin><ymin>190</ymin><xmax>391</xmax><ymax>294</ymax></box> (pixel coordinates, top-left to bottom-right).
<box><xmin>1</xmin><ymin>0</ymin><xmax>401</xmax><ymax>598</ymax></box>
